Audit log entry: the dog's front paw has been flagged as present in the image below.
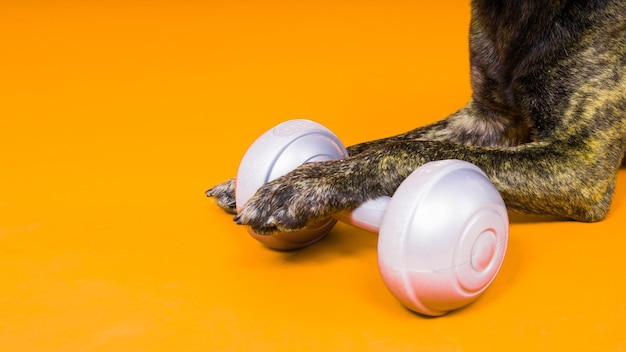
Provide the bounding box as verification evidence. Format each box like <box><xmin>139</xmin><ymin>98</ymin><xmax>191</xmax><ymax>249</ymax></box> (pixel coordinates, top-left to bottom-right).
<box><xmin>233</xmin><ymin>182</ymin><xmax>311</xmax><ymax>234</ymax></box>
<box><xmin>234</xmin><ymin>163</ymin><xmax>344</xmax><ymax>234</ymax></box>
<box><xmin>206</xmin><ymin>178</ymin><xmax>237</xmax><ymax>214</ymax></box>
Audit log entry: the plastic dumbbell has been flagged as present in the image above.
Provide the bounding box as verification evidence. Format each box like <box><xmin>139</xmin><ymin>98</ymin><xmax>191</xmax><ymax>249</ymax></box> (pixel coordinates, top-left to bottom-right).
<box><xmin>234</xmin><ymin>119</ymin><xmax>508</xmax><ymax>316</ymax></box>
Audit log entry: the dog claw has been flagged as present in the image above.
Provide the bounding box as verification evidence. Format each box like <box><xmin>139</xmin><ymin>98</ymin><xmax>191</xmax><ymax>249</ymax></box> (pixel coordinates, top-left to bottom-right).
<box><xmin>206</xmin><ymin>178</ymin><xmax>237</xmax><ymax>214</ymax></box>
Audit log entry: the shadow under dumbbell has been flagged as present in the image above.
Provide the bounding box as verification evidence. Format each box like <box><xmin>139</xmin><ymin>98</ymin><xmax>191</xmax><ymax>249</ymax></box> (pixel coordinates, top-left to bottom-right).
<box><xmin>273</xmin><ymin>223</ymin><xmax>379</xmax><ymax>264</ymax></box>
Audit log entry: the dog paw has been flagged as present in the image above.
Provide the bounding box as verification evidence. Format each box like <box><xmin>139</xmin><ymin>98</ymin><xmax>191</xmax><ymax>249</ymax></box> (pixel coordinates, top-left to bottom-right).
<box><xmin>206</xmin><ymin>178</ymin><xmax>237</xmax><ymax>214</ymax></box>
<box><xmin>234</xmin><ymin>163</ymin><xmax>347</xmax><ymax>234</ymax></box>
<box><xmin>233</xmin><ymin>181</ymin><xmax>311</xmax><ymax>234</ymax></box>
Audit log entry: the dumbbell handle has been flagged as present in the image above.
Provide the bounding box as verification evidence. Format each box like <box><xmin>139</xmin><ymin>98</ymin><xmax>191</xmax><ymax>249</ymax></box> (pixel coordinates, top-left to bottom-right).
<box><xmin>334</xmin><ymin>197</ymin><xmax>390</xmax><ymax>233</ymax></box>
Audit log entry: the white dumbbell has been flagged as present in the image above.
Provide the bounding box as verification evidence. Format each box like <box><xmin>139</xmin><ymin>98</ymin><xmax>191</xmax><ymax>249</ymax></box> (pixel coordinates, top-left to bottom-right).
<box><xmin>235</xmin><ymin>119</ymin><xmax>508</xmax><ymax>316</ymax></box>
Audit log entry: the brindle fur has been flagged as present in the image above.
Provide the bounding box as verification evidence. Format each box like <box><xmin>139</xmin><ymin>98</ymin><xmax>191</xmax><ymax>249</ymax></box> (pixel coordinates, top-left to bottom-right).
<box><xmin>208</xmin><ymin>0</ymin><xmax>626</xmax><ymax>234</ymax></box>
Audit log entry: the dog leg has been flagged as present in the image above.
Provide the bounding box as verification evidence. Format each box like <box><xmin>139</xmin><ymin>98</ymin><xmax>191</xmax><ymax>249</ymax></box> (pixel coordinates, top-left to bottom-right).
<box><xmin>206</xmin><ymin>101</ymin><xmax>526</xmax><ymax>215</ymax></box>
<box><xmin>235</xmin><ymin>92</ymin><xmax>626</xmax><ymax>234</ymax></box>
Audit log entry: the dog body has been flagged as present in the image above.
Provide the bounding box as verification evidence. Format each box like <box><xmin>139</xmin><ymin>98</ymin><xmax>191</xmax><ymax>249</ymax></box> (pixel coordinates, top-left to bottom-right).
<box><xmin>209</xmin><ymin>0</ymin><xmax>626</xmax><ymax>234</ymax></box>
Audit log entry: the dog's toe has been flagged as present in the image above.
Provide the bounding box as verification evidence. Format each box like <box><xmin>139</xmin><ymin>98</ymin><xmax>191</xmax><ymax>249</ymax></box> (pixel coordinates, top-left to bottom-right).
<box><xmin>206</xmin><ymin>178</ymin><xmax>237</xmax><ymax>214</ymax></box>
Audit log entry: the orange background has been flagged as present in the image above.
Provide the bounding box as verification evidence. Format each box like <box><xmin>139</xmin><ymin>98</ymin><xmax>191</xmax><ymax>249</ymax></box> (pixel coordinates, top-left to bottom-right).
<box><xmin>1</xmin><ymin>1</ymin><xmax>625</xmax><ymax>351</ymax></box>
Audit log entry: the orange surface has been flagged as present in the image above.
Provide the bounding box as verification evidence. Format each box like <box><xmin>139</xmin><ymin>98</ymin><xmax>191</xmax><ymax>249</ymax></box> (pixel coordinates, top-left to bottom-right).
<box><xmin>1</xmin><ymin>1</ymin><xmax>625</xmax><ymax>351</ymax></box>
